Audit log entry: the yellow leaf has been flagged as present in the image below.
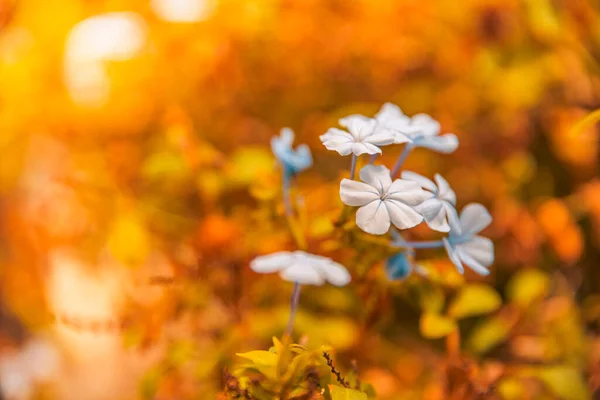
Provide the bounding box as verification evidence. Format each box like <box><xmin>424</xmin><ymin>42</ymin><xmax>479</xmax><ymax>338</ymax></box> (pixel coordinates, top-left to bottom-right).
<box><xmin>419</xmin><ymin>312</ymin><xmax>457</xmax><ymax>339</ymax></box>
<box><xmin>507</xmin><ymin>269</ymin><xmax>549</xmax><ymax>308</ymax></box>
<box><xmin>448</xmin><ymin>284</ymin><xmax>502</xmax><ymax>319</ymax></box>
<box><xmin>236</xmin><ymin>350</ymin><xmax>278</xmax><ymax>367</ymax></box>
<box><xmin>536</xmin><ymin>366</ymin><xmax>590</xmax><ymax>400</ymax></box>
<box><xmin>467</xmin><ymin>315</ymin><xmax>512</xmax><ymax>354</ymax></box>
<box><xmin>497</xmin><ymin>377</ymin><xmax>525</xmax><ymax>400</ymax></box>
<box><xmin>329</xmin><ymin>385</ymin><xmax>368</xmax><ymax>400</ymax></box>
<box><xmin>271</xmin><ymin>336</ymin><xmax>284</xmax><ymax>355</ymax></box>
<box><xmin>419</xmin><ymin>284</ymin><xmax>445</xmax><ymax>314</ymax></box>
<box><xmin>236</xmin><ymin>350</ymin><xmax>279</xmax><ymax>381</ymax></box>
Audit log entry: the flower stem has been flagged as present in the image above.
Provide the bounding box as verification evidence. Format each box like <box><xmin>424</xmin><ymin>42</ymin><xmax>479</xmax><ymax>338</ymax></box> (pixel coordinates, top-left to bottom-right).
<box><xmin>391</xmin><ymin>144</ymin><xmax>413</xmax><ymax>178</ymax></box>
<box><xmin>349</xmin><ymin>154</ymin><xmax>358</xmax><ymax>179</ymax></box>
<box><xmin>368</xmin><ymin>154</ymin><xmax>378</xmax><ymax>165</ymax></box>
<box><xmin>282</xmin><ymin>172</ymin><xmax>293</xmax><ymax>217</ymax></box>
<box><xmin>285</xmin><ymin>282</ymin><xmax>301</xmax><ymax>336</ymax></box>
<box><xmin>395</xmin><ymin>240</ymin><xmax>445</xmax><ymax>249</ymax></box>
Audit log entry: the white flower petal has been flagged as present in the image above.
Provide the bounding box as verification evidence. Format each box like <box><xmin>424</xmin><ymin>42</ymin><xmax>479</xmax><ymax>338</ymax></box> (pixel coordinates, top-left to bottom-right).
<box><xmin>434</xmin><ymin>174</ymin><xmax>456</xmax><ymax>204</ymax></box>
<box><xmin>419</xmin><ymin>198</ymin><xmax>443</xmax><ymax>220</ymax></box>
<box><xmin>356</xmin><ymin>200</ymin><xmax>391</xmax><ymax>235</ymax></box>
<box><xmin>443</xmin><ymin>202</ymin><xmax>462</xmax><ymax>235</ymax></box>
<box><xmin>280</xmin><ymin>261</ymin><xmax>325</xmax><ymax>285</ymax></box>
<box><xmin>339</xmin><ymin>114</ymin><xmax>366</xmax><ymax>130</ymax></box>
<box><xmin>320</xmin><ymin>128</ymin><xmax>355</xmax><ymax>155</ymax></box>
<box><xmin>443</xmin><ymin>238</ymin><xmax>464</xmax><ymax>274</ymax></box>
<box><xmin>393</xmin><ymin>132</ymin><xmax>412</xmax><ymax>144</ymax></box>
<box><xmin>456</xmin><ymin>251</ymin><xmax>490</xmax><ymax>276</ymax></box>
<box><xmin>459</xmin><ymin>203</ymin><xmax>492</xmax><ymax>236</ymax></box>
<box><xmin>374</xmin><ymin>103</ymin><xmax>407</xmax><ymax>125</ymax></box>
<box><xmin>353</xmin><ymin>142</ymin><xmax>382</xmax><ymax>155</ymax></box>
<box><xmin>458</xmin><ymin>236</ymin><xmax>494</xmax><ymax>267</ymax></box>
<box><xmin>426</xmin><ymin>210</ymin><xmax>450</xmax><ymax>232</ymax></box>
<box><xmin>385</xmin><ymin>199</ymin><xmax>423</xmax><ymax>229</ymax></box>
<box><xmin>320</xmin><ymin>128</ymin><xmax>353</xmax><ymax>143</ymax></box>
<box><xmin>250</xmin><ymin>252</ymin><xmax>294</xmax><ymax>273</ymax></box>
<box><xmin>421</xmin><ymin>199</ymin><xmax>449</xmax><ymax>232</ymax></box>
<box><xmin>386</xmin><ymin>179</ymin><xmax>430</xmax><ymax>206</ymax></box>
<box><xmin>340</xmin><ymin>179</ymin><xmax>380</xmax><ymax>206</ymax></box>
<box><xmin>415</xmin><ymin>133</ymin><xmax>459</xmax><ymax>153</ymax></box>
<box><xmin>346</xmin><ymin>116</ymin><xmax>377</xmax><ymax>140</ymax></box>
<box><xmin>313</xmin><ymin>260</ymin><xmax>351</xmax><ymax>286</ymax></box>
<box><xmin>401</xmin><ymin>171</ymin><xmax>437</xmax><ymax>193</ymax></box>
<box><xmin>359</xmin><ymin>165</ymin><xmax>392</xmax><ymax>193</ymax></box>
<box><xmin>362</xmin><ymin>130</ymin><xmax>396</xmax><ymax>147</ymax></box>
<box><xmin>410</xmin><ymin>113</ymin><xmax>440</xmax><ymax>136</ymax></box>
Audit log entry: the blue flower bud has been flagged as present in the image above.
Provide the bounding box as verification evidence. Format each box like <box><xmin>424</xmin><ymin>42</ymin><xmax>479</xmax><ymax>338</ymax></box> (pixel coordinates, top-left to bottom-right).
<box><xmin>386</xmin><ymin>252</ymin><xmax>412</xmax><ymax>280</ymax></box>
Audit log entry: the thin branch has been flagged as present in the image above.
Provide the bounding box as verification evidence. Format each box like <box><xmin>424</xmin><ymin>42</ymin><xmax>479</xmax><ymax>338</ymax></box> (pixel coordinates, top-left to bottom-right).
<box><xmin>323</xmin><ymin>351</ymin><xmax>350</xmax><ymax>388</ymax></box>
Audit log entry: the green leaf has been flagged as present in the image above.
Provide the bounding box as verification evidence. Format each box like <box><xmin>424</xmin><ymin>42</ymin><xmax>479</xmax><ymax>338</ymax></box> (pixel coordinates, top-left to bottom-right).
<box><xmin>329</xmin><ymin>385</ymin><xmax>368</xmax><ymax>400</ymax></box>
<box><xmin>448</xmin><ymin>284</ymin><xmax>502</xmax><ymax>319</ymax></box>
<box><xmin>419</xmin><ymin>312</ymin><xmax>457</xmax><ymax>339</ymax></box>
<box><xmin>507</xmin><ymin>269</ymin><xmax>549</xmax><ymax>308</ymax></box>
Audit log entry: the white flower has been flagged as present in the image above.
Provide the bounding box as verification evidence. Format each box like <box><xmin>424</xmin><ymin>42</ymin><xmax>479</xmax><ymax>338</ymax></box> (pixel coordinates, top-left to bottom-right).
<box><xmin>401</xmin><ymin>171</ymin><xmax>460</xmax><ymax>233</ymax></box>
<box><xmin>405</xmin><ymin>113</ymin><xmax>459</xmax><ymax>153</ymax></box>
<box><xmin>320</xmin><ymin>115</ymin><xmax>396</xmax><ymax>156</ymax></box>
<box><xmin>340</xmin><ymin>165</ymin><xmax>429</xmax><ymax>235</ymax></box>
<box><xmin>250</xmin><ymin>251</ymin><xmax>351</xmax><ymax>286</ymax></box>
<box><xmin>443</xmin><ymin>203</ymin><xmax>494</xmax><ymax>275</ymax></box>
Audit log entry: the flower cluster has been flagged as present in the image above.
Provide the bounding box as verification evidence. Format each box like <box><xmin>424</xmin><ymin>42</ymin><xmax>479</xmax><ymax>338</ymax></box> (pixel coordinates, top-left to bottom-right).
<box><xmin>247</xmin><ymin>102</ymin><xmax>494</xmax><ymax>338</ymax></box>
<box><xmin>323</xmin><ymin>103</ymin><xmax>494</xmax><ymax>277</ymax></box>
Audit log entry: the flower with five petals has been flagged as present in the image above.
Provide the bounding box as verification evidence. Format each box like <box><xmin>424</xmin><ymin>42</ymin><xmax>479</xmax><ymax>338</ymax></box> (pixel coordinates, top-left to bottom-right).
<box><xmin>320</xmin><ymin>115</ymin><xmax>396</xmax><ymax>156</ymax></box>
<box><xmin>250</xmin><ymin>251</ymin><xmax>351</xmax><ymax>286</ymax></box>
<box><xmin>340</xmin><ymin>165</ymin><xmax>429</xmax><ymax>235</ymax></box>
<box><xmin>401</xmin><ymin>171</ymin><xmax>461</xmax><ymax>234</ymax></box>
<box><xmin>443</xmin><ymin>203</ymin><xmax>494</xmax><ymax>275</ymax></box>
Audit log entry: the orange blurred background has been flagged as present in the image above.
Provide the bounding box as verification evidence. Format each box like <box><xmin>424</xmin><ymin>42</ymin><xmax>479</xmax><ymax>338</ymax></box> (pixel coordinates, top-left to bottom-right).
<box><xmin>0</xmin><ymin>0</ymin><xmax>599</xmax><ymax>399</ymax></box>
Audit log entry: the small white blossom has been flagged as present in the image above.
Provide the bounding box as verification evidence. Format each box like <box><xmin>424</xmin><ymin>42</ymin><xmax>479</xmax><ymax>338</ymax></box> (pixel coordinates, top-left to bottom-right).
<box><xmin>250</xmin><ymin>251</ymin><xmax>351</xmax><ymax>286</ymax></box>
<box><xmin>401</xmin><ymin>171</ymin><xmax>460</xmax><ymax>233</ymax></box>
<box><xmin>340</xmin><ymin>165</ymin><xmax>429</xmax><ymax>235</ymax></box>
<box><xmin>320</xmin><ymin>115</ymin><xmax>395</xmax><ymax>156</ymax></box>
<box><xmin>372</xmin><ymin>103</ymin><xmax>458</xmax><ymax>153</ymax></box>
<box><xmin>443</xmin><ymin>203</ymin><xmax>494</xmax><ymax>275</ymax></box>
